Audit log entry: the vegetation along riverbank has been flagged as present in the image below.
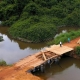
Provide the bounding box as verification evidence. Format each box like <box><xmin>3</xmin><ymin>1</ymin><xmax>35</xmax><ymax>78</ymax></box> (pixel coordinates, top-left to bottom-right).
<box><xmin>48</xmin><ymin>30</ymin><xmax>80</xmax><ymax>45</ymax></box>
<box><xmin>65</xmin><ymin>37</ymin><xmax>80</xmax><ymax>59</ymax></box>
<box><xmin>0</xmin><ymin>0</ymin><xmax>80</xmax><ymax>42</ymax></box>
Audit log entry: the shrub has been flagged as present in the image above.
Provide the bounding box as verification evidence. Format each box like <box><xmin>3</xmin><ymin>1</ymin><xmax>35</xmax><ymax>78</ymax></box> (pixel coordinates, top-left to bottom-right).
<box><xmin>9</xmin><ymin>22</ymin><xmax>58</xmax><ymax>42</ymax></box>
<box><xmin>2</xmin><ymin>15</ymin><xmax>19</xmax><ymax>26</ymax></box>
<box><xmin>64</xmin><ymin>8</ymin><xmax>80</xmax><ymax>26</ymax></box>
<box><xmin>23</xmin><ymin>2</ymin><xmax>40</xmax><ymax>15</ymax></box>
<box><xmin>26</xmin><ymin>23</ymin><xmax>58</xmax><ymax>42</ymax></box>
<box><xmin>0</xmin><ymin>60</ymin><xmax>7</xmax><ymax>66</ymax></box>
<box><xmin>48</xmin><ymin>30</ymin><xmax>80</xmax><ymax>45</ymax></box>
<box><xmin>0</xmin><ymin>0</ymin><xmax>80</xmax><ymax>43</ymax></box>
<box><xmin>75</xmin><ymin>46</ymin><xmax>80</xmax><ymax>56</ymax></box>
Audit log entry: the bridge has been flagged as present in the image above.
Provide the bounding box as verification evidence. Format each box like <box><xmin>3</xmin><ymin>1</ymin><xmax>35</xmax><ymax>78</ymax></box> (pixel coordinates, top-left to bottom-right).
<box><xmin>14</xmin><ymin>45</ymin><xmax>73</xmax><ymax>72</ymax></box>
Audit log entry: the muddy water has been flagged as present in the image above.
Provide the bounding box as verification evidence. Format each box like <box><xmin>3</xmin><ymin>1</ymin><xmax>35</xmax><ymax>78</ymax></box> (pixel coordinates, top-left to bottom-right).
<box><xmin>36</xmin><ymin>57</ymin><xmax>80</xmax><ymax>80</ymax></box>
<box><xmin>0</xmin><ymin>26</ymin><xmax>80</xmax><ymax>80</ymax></box>
<box><xmin>0</xmin><ymin>26</ymin><xmax>47</xmax><ymax>64</ymax></box>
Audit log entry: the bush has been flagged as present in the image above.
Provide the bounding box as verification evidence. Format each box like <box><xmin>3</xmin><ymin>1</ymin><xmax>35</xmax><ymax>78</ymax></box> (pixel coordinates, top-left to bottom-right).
<box><xmin>0</xmin><ymin>60</ymin><xmax>7</xmax><ymax>66</ymax></box>
<box><xmin>26</xmin><ymin>23</ymin><xmax>58</xmax><ymax>42</ymax></box>
<box><xmin>0</xmin><ymin>0</ymin><xmax>80</xmax><ymax>27</ymax></box>
<box><xmin>23</xmin><ymin>2</ymin><xmax>40</xmax><ymax>15</ymax></box>
<box><xmin>2</xmin><ymin>15</ymin><xmax>19</xmax><ymax>26</ymax></box>
<box><xmin>64</xmin><ymin>8</ymin><xmax>80</xmax><ymax>26</ymax></box>
<box><xmin>75</xmin><ymin>46</ymin><xmax>80</xmax><ymax>56</ymax></box>
<box><xmin>48</xmin><ymin>30</ymin><xmax>80</xmax><ymax>45</ymax></box>
<box><xmin>9</xmin><ymin>22</ymin><xmax>58</xmax><ymax>42</ymax></box>
<box><xmin>0</xmin><ymin>0</ymin><xmax>80</xmax><ymax>43</ymax></box>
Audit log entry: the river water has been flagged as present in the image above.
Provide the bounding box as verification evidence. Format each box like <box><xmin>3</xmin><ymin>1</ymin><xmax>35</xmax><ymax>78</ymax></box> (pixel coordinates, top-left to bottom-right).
<box><xmin>35</xmin><ymin>57</ymin><xmax>80</xmax><ymax>80</ymax></box>
<box><xmin>0</xmin><ymin>26</ymin><xmax>80</xmax><ymax>80</ymax></box>
<box><xmin>0</xmin><ymin>26</ymin><xmax>47</xmax><ymax>64</ymax></box>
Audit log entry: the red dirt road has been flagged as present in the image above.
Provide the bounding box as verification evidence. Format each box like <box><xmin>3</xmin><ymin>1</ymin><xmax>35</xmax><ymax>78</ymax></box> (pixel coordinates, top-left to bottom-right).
<box><xmin>0</xmin><ymin>66</ymin><xmax>42</xmax><ymax>80</ymax></box>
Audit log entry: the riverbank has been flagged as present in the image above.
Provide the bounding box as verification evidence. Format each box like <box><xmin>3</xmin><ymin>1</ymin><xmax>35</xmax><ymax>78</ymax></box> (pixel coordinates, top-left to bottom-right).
<box><xmin>63</xmin><ymin>37</ymin><xmax>80</xmax><ymax>59</ymax></box>
<box><xmin>0</xmin><ymin>66</ymin><xmax>43</xmax><ymax>80</ymax></box>
<box><xmin>0</xmin><ymin>37</ymin><xmax>80</xmax><ymax>80</ymax></box>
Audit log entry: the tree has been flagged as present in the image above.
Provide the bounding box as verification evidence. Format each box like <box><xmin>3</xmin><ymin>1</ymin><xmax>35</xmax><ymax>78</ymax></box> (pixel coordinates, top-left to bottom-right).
<box><xmin>23</xmin><ymin>2</ymin><xmax>40</xmax><ymax>15</ymax></box>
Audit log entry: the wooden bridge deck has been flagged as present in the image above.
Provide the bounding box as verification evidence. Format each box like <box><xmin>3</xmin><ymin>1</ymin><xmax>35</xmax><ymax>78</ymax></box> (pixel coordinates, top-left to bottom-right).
<box><xmin>15</xmin><ymin>45</ymin><xmax>73</xmax><ymax>71</ymax></box>
<box><xmin>46</xmin><ymin>45</ymin><xmax>73</xmax><ymax>55</ymax></box>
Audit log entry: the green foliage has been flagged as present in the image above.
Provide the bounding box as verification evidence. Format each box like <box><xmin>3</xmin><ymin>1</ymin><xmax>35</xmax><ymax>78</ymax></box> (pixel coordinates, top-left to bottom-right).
<box><xmin>3</xmin><ymin>0</ymin><xmax>15</xmax><ymax>4</ymax></box>
<box><xmin>23</xmin><ymin>2</ymin><xmax>40</xmax><ymax>15</ymax></box>
<box><xmin>0</xmin><ymin>60</ymin><xmax>7</xmax><ymax>66</ymax></box>
<box><xmin>2</xmin><ymin>15</ymin><xmax>19</xmax><ymax>26</ymax></box>
<box><xmin>50</xmin><ymin>6</ymin><xmax>66</xmax><ymax>18</ymax></box>
<box><xmin>9</xmin><ymin>21</ymin><xmax>58</xmax><ymax>42</ymax></box>
<box><xmin>75</xmin><ymin>46</ymin><xmax>80</xmax><ymax>56</ymax></box>
<box><xmin>64</xmin><ymin>8</ymin><xmax>80</xmax><ymax>26</ymax></box>
<box><xmin>26</xmin><ymin>23</ymin><xmax>57</xmax><ymax>42</ymax></box>
<box><xmin>0</xmin><ymin>1</ymin><xmax>7</xmax><ymax>8</ymax></box>
<box><xmin>0</xmin><ymin>0</ymin><xmax>80</xmax><ymax>26</ymax></box>
<box><xmin>48</xmin><ymin>30</ymin><xmax>80</xmax><ymax>45</ymax></box>
<box><xmin>9</xmin><ymin>19</ymin><xmax>31</xmax><ymax>38</ymax></box>
<box><xmin>0</xmin><ymin>0</ymin><xmax>80</xmax><ymax>42</ymax></box>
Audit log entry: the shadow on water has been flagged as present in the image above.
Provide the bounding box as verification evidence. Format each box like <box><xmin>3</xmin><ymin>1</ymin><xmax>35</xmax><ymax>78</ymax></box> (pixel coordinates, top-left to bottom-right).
<box><xmin>12</xmin><ymin>40</ymin><xmax>47</xmax><ymax>50</ymax></box>
<box><xmin>34</xmin><ymin>57</ymin><xmax>80</xmax><ymax>80</ymax></box>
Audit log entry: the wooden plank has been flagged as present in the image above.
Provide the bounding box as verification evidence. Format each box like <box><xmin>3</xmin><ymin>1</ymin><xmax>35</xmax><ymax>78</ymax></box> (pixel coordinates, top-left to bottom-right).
<box><xmin>41</xmin><ymin>51</ymin><xmax>47</xmax><ymax>60</ymax></box>
<box><xmin>45</xmin><ymin>45</ymin><xmax>73</xmax><ymax>55</ymax></box>
<box><xmin>30</xmin><ymin>60</ymin><xmax>45</xmax><ymax>67</ymax></box>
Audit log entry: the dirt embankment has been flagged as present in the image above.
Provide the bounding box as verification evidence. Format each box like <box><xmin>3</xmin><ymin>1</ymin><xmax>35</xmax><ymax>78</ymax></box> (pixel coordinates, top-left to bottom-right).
<box><xmin>63</xmin><ymin>37</ymin><xmax>80</xmax><ymax>59</ymax></box>
<box><xmin>63</xmin><ymin>37</ymin><xmax>80</xmax><ymax>48</ymax></box>
<box><xmin>0</xmin><ymin>37</ymin><xmax>80</xmax><ymax>80</ymax></box>
<box><xmin>0</xmin><ymin>66</ymin><xmax>43</xmax><ymax>80</ymax></box>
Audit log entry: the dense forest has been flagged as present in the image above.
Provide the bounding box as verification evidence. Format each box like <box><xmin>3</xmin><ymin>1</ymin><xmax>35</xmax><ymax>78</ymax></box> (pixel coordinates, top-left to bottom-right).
<box><xmin>0</xmin><ymin>0</ymin><xmax>80</xmax><ymax>42</ymax></box>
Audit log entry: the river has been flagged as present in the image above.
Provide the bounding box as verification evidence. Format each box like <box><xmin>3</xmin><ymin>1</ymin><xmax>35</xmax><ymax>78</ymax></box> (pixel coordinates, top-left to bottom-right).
<box><xmin>0</xmin><ymin>26</ymin><xmax>80</xmax><ymax>80</ymax></box>
<box><xmin>0</xmin><ymin>26</ymin><xmax>47</xmax><ymax>64</ymax></box>
<box><xmin>35</xmin><ymin>57</ymin><xmax>80</xmax><ymax>80</ymax></box>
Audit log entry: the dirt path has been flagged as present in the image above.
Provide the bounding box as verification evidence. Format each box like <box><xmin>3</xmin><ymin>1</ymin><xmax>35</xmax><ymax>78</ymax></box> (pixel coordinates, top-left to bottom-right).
<box><xmin>63</xmin><ymin>37</ymin><xmax>80</xmax><ymax>48</ymax></box>
<box><xmin>0</xmin><ymin>66</ymin><xmax>42</xmax><ymax>80</ymax></box>
<box><xmin>0</xmin><ymin>37</ymin><xmax>80</xmax><ymax>80</ymax></box>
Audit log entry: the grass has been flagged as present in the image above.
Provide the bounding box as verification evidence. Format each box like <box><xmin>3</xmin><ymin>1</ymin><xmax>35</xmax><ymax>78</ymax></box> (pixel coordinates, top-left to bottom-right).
<box><xmin>48</xmin><ymin>30</ymin><xmax>80</xmax><ymax>45</ymax></box>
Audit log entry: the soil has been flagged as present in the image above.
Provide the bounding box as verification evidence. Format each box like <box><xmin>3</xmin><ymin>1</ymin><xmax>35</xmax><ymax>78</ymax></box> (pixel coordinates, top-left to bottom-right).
<box><xmin>0</xmin><ymin>66</ymin><xmax>43</xmax><ymax>80</ymax></box>
<box><xmin>63</xmin><ymin>37</ymin><xmax>80</xmax><ymax>48</ymax></box>
<box><xmin>0</xmin><ymin>37</ymin><xmax>80</xmax><ymax>80</ymax></box>
<box><xmin>63</xmin><ymin>37</ymin><xmax>80</xmax><ymax>59</ymax></box>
